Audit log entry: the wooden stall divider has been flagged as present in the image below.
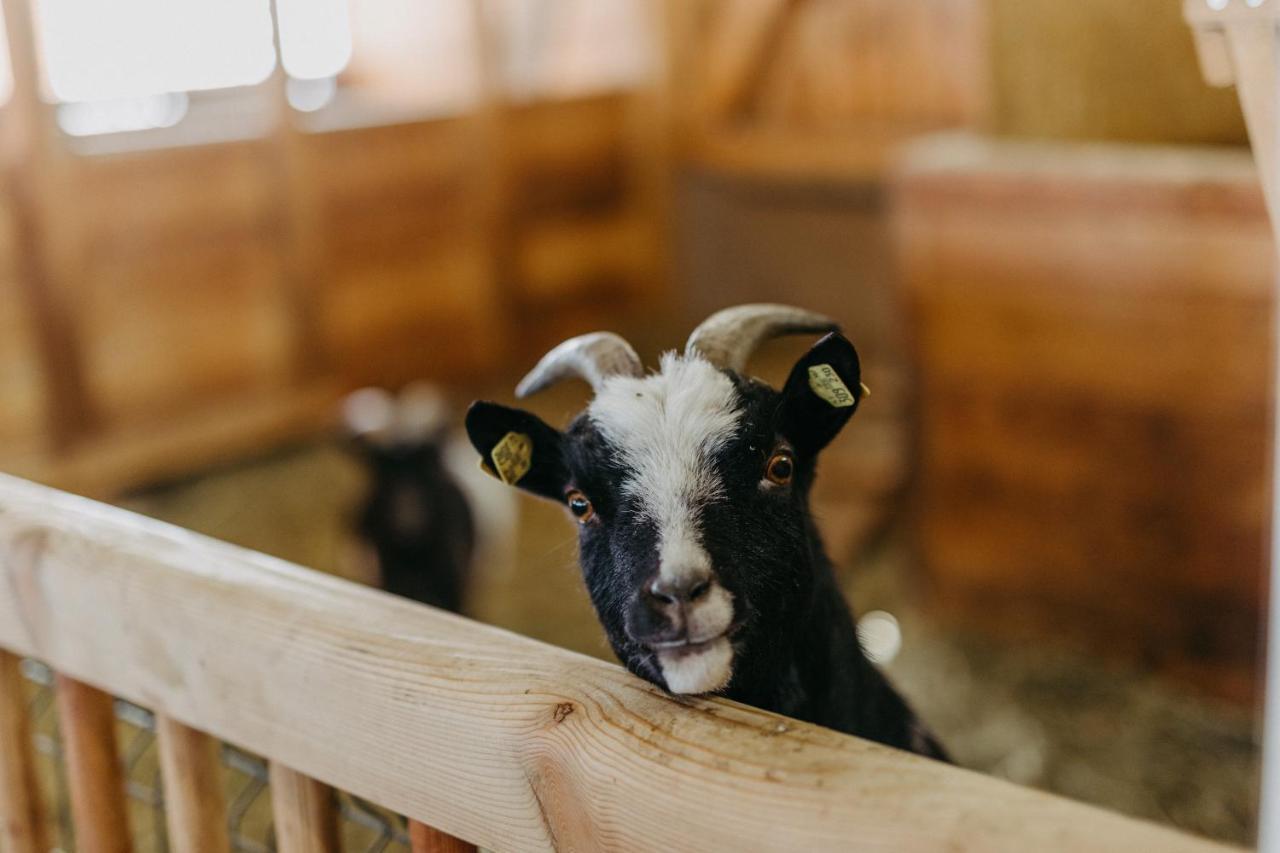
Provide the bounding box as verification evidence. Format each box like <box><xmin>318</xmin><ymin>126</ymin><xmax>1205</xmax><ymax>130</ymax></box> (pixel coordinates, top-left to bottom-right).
<box><xmin>0</xmin><ymin>650</ymin><xmax>47</xmax><ymax>853</ymax></box>
<box><xmin>269</xmin><ymin>762</ymin><xmax>339</xmax><ymax>853</ymax></box>
<box><xmin>1184</xmin><ymin>2</ymin><xmax>1280</xmax><ymax>848</ymax></box>
<box><xmin>156</xmin><ymin>715</ymin><xmax>231</xmax><ymax>853</ymax></box>
<box><xmin>408</xmin><ymin>820</ymin><xmax>478</xmax><ymax>853</ymax></box>
<box><xmin>54</xmin><ymin>674</ymin><xmax>132</xmax><ymax>853</ymax></box>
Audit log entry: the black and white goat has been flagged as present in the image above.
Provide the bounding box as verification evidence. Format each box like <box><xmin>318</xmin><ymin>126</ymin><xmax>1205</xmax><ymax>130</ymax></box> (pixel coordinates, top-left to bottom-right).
<box><xmin>466</xmin><ymin>304</ymin><xmax>947</xmax><ymax>758</ymax></box>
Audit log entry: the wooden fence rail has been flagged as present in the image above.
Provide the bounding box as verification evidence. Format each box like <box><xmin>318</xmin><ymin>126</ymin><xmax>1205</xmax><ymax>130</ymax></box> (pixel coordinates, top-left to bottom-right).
<box><xmin>0</xmin><ymin>474</ymin><xmax>1238</xmax><ymax>852</ymax></box>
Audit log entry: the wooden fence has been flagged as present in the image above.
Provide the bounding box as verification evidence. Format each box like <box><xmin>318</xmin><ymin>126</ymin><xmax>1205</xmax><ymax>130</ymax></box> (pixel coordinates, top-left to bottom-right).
<box><xmin>0</xmin><ymin>473</ymin><xmax>1238</xmax><ymax>852</ymax></box>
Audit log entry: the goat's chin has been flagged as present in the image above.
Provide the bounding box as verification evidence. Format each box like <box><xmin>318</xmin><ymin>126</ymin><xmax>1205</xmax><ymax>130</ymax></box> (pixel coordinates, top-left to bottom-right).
<box><xmin>656</xmin><ymin>638</ymin><xmax>734</xmax><ymax>695</ymax></box>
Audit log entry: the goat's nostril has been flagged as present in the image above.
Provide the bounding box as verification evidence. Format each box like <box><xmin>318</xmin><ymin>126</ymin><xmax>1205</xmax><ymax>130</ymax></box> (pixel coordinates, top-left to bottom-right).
<box><xmin>648</xmin><ymin>575</ymin><xmax>714</xmax><ymax>606</ymax></box>
<box><xmin>647</xmin><ymin>580</ymin><xmax>677</xmax><ymax>605</ymax></box>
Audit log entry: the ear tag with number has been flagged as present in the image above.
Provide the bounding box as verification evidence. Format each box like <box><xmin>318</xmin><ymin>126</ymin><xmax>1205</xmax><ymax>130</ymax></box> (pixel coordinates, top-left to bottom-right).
<box><xmin>807</xmin><ymin>364</ymin><xmax>857</xmax><ymax>408</ymax></box>
<box><xmin>490</xmin><ymin>431</ymin><xmax>533</xmax><ymax>485</ymax></box>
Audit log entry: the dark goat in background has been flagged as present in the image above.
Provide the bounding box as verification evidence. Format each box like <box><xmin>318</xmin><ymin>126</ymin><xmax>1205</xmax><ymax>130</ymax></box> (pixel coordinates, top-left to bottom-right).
<box><xmin>344</xmin><ymin>385</ymin><xmax>475</xmax><ymax>613</ymax></box>
<box><xmin>466</xmin><ymin>305</ymin><xmax>947</xmax><ymax>759</ymax></box>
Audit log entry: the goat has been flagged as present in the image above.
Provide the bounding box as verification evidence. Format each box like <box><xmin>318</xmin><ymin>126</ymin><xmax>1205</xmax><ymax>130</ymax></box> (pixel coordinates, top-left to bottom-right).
<box><xmin>344</xmin><ymin>384</ymin><xmax>475</xmax><ymax>613</ymax></box>
<box><xmin>466</xmin><ymin>304</ymin><xmax>947</xmax><ymax>759</ymax></box>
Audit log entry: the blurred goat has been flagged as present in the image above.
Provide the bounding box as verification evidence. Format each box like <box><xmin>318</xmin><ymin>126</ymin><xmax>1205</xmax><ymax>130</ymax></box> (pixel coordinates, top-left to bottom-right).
<box><xmin>343</xmin><ymin>384</ymin><xmax>476</xmax><ymax>612</ymax></box>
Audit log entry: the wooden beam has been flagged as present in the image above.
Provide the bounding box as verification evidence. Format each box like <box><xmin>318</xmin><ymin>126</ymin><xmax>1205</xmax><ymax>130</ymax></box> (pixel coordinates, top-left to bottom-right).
<box><xmin>408</xmin><ymin>820</ymin><xmax>477</xmax><ymax>853</ymax></box>
<box><xmin>54</xmin><ymin>675</ymin><xmax>132</xmax><ymax>853</ymax></box>
<box><xmin>0</xmin><ymin>0</ymin><xmax>95</xmax><ymax>448</ymax></box>
<box><xmin>1185</xmin><ymin>2</ymin><xmax>1279</xmax><ymax>222</ymax></box>
<box><xmin>263</xmin><ymin>0</ymin><xmax>329</xmax><ymax>382</ymax></box>
<box><xmin>156</xmin><ymin>715</ymin><xmax>230</xmax><ymax>853</ymax></box>
<box><xmin>0</xmin><ymin>475</ymin><xmax>1238</xmax><ymax>853</ymax></box>
<box><xmin>697</xmin><ymin>0</ymin><xmax>804</xmax><ymax>122</ymax></box>
<box><xmin>269</xmin><ymin>763</ymin><xmax>338</xmax><ymax>853</ymax></box>
<box><xmin>0</xmin><ymin>650</ymin><xmax>47</xmax><ymax>853</ymax></box>
<box><xmin>3</xmin><ymin>381</ymin><xmax>340</xmax><ymax>500</ymax></box>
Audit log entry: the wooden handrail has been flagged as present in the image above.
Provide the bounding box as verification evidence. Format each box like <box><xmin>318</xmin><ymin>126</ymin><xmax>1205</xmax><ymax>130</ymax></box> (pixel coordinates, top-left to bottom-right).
<box><xmin>0</xmin><ymin>474</ymin><xmax>1237</xmax><ymax>852</ymax></box>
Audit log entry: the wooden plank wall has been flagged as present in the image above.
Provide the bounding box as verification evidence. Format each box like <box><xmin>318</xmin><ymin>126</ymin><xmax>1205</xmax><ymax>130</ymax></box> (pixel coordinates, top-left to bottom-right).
<box><xmin>989</xmin><ymin>0</ymin><xmax>1249</xmax><ymax>143</ymax></box>
<box><xmin>893</xmin><ymin>135</ymin><xmax>1275</xmax><ymax>703</ymax></box>
<box><xmin>0</xmin><ymin>5</ymin><xmax>665</xmax><ymax>497</ymax></box>
<box><xmin>670</xmin><ymin>0</ymin><xmax>990</xmax><ymax>181</ymax></box>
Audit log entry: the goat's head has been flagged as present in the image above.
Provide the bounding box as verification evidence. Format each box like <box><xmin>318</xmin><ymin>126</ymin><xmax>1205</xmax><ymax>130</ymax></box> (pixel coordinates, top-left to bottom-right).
<box><xmin>466</xmin><ymin>305</ymin><xmax>864</xmax><ymax>695</ymax></box>
<box><xmin>344</xmin><ymin>384</ymin><xmax>454</xmax><ymax>545</ymax></box>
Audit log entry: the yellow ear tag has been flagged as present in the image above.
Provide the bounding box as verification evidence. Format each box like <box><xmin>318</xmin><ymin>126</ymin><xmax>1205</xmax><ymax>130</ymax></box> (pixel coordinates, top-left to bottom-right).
<box><xmin>807</xmin><ymin>364</ymin><xmax>857</xmax><ymax>408</ymax></box>
<box><xmin>490</xmin><ymin>431</ymin><xmax>533</xmax><ymax>485</ymax></box>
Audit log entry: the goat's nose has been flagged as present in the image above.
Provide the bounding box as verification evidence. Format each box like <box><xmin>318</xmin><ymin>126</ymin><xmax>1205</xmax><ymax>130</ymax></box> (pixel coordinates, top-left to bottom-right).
<box><xmin>646</xmin><ymin>574</ymin><xmax>713</xmax><ymax>606</ymax></box>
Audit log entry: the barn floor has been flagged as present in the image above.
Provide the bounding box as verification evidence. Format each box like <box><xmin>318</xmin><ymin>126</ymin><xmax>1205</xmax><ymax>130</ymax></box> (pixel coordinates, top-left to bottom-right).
<box><xmin>117</xmin><ymin>437</ymin><xmax>1261</xmax><ymax>847</ymax></box>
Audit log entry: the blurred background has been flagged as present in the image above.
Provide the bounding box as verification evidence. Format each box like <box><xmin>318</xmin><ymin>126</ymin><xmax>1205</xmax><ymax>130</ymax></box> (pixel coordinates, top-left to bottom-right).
<box><xmin>0</xmin><ymin>0</ymin><xmax>1269</xmax><ymax>848</ymax></box>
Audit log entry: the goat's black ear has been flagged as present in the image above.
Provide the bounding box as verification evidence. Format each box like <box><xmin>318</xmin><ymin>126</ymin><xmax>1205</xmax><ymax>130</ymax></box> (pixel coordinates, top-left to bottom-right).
<box><xmin>775</xmin><ymin>332</ymin><xmax>864</xmax><ymax>455</ymax></box>
<box><xmin>465</xmin><ymin>401</ymin><xmax>568</xmax><ymax>500</ymax></box>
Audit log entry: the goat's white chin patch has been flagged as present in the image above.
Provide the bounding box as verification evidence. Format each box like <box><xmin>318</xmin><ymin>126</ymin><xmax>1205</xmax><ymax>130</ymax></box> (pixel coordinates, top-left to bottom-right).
<box><xmin>657</xmin><ymin>638</ymin><xmax>734</xmax><ymax>695</ymax></box>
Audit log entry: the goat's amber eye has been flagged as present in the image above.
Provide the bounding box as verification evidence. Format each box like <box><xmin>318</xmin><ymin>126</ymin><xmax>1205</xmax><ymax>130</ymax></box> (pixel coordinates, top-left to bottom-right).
<box><xmin>764</xmin><ymin>451</ymin><xmax>794</xmax><ymax>485</ymax></box>
<box><xmin>566</xmin><ymin>490</ymin><xmax>595</xmax><ymax>522</ymax></box>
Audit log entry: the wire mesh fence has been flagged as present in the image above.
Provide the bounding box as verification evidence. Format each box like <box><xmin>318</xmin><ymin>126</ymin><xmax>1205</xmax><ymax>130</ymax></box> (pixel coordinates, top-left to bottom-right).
<box><xmin>21</xmin><ymin>659</ymin><xmax>411</xmax><ymax>853</ymax></box>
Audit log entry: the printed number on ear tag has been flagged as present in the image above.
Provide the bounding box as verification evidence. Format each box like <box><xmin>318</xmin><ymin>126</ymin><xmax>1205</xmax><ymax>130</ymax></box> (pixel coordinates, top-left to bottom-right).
<box><xmin>491</xmin><ymin>431</ymin><xmax>533</xmax><ymax>485</ymax></box>
<box><xmin>807</xmin><ymin>364</ymin><xmax>857</xmax><ymax>408</ymax></box>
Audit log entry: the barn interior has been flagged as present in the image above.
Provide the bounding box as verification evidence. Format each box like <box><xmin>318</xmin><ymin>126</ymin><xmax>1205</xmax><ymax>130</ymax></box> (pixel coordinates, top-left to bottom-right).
<box><xmin>0</xmin><ymin>1</ymin><xmax>1268</xmax><ymax>848</ymax></box>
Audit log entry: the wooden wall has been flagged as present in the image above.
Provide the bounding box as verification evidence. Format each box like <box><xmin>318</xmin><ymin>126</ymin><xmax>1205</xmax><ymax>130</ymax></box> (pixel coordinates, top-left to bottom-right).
<box><xmin>894</xmin><ymin>135</ymin><xmax>1275</xmax><ymax>703</ymax></box>
<box><xmin>988</xmin><ymin>0</ymin><xmax>1248</xmax><ymax>143</ymax></box>
<box><xmin>0</xmin><ymin>11</ymin><xmax>667</xmax><ymax>498</ymax></box>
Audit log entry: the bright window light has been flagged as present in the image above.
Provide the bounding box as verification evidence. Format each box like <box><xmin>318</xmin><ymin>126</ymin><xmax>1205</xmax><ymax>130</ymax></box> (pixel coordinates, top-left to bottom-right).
<box><xmin>0</xmin><ymin>9</ymin><xmax>14</xmax><ymax>104</ymax></box>
<box><xmin>34</xmin><ymin>0</ymin><xmax>277</xmax><ymax>102</ymax></box>
<box><xmin>57</xmin><ymin>92</ymin><xmax>188</xmax><ymax>136</ymax></box>
<box><xmin>276</xmin><ymin>0</ymin><xmax>352</xmax><ymax>80</ymax></box>
<box><xmin>286</xmin><ymin>75</ymin><xmax>337</xmax><ymax>112</ymax></box>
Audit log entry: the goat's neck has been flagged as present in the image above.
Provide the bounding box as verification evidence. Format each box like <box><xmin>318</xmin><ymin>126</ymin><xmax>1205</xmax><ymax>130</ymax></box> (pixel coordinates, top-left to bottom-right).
<box><xmin>729</xmin><ymin>524</ymin><xmax>932</xmax><ymax>753</ymax></box>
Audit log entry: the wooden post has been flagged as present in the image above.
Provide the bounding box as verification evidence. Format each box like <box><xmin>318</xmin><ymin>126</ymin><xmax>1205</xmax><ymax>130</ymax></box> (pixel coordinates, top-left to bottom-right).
<box><xmin>468</xmin><ymin>0</ymin><xmax>516</xmax><ymax>362</ymax></box>
<box><xmin>54</xmin><ymin>675</ymin><xmax>132</xmax><ymax>853</ymax></box>
<box><xmin>0</xmin><ymin>0</ymin><xmax>95</xmax><ymax>449</ymax></box>
<box><xmin>264</xmin><ymin>0</ymin><xmax>328</xmax><ymax>382</ymax></box>
<box><xmin>408</xmin><ymin>820</ymin><xmax>477</xmax><ymax>853</ymax></box>
<box><xmin>155</xmin><ymin>715</ymin><xmax>230</xmax><ymax>853</ymax></box>
<box><xmin>1183</xmin><ymin>4</ymin><xmax>1279</xmax><ymax>850</ymax></box>
<box><xmin>268</xmin><ymin>762</ymin><xmax>338</xmax><ymax>853</ymax></box>
<box><xmin>0</xmin><ymin>650</ymin><xmax>47</xmax><ymax>853</ymax></box>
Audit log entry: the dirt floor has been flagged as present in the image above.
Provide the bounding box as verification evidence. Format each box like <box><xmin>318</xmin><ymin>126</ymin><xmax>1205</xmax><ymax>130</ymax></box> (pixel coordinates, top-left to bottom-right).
<box><xmin>111</xmin><ymin>432</ymin><xmax>1262</xmax><ymax>848</ymax></box>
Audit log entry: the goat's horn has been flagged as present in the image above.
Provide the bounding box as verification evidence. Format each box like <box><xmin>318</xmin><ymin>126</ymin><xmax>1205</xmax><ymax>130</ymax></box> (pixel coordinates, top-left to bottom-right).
<box><xmin>515</xmin><ymin>332</ymin><xmax>644</xmax><ymax>398</ymax></box>
<box><xmin>685</xmin><ymin>304</ymin><xmax>839</xmax><ymax>372</ymax></box>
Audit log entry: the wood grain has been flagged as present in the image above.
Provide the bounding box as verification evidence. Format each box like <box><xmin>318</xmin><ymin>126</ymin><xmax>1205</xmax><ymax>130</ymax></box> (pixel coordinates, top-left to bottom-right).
<box><xmin>0</xmin><ymin>650</ymin><xmax>47</xmax><ymax>853</ymax></box>
<box><xmin>54</xmin><ymin>675</ymin><xmax>132</xmax><ymax>853</ymax></box>
<box><xmin>408</xmin><ymin>820</ymin><xmax>477</xmax><ymax>853</ymax></box>
<box><xmin>156</xmin><ymin>715</ymin><xmax>230</xmax><ymax>853</ymax></box>
<box><xmin>0</xmin><ymin>474</ymin><xmax>1236</xmax><ymax>852</ymax></box>
<box><xmin>269</xmin><ymin>764</ymin><xmax>338</xmax><ymax>853</ymax></box>
<box><xmin>893</xmin><ymin>134</ymin><xmax>1274</xmax><ymax>703</ymax></box>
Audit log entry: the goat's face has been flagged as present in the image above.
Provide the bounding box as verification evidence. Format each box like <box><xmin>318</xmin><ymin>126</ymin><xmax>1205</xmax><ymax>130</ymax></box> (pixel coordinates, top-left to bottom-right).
<box><xmin>466</xmin><ymin>313</ymin><xmax>863</xmax><ymax>696</ymax></box>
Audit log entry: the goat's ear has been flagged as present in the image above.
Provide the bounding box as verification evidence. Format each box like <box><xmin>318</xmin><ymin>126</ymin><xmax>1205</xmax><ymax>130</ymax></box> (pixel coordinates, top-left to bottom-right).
<box><xmin>775</xmin><ymin>332</ymin><xmax>864</xmax><ymax>455</ymax></box>
<box><xmin>465</xmin><ymin>401</ymin><xmax>568</xmax><ymax>500</ymax></box>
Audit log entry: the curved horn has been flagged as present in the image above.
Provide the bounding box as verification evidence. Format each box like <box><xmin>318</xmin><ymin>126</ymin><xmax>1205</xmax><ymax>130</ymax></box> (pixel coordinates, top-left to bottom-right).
<box><xmin>685</xmin><ymin>303</ymin><xmax>839</xmax><ymax>372</ymax></box>
<box><xmin>515</xmin><ymin>332</ymin><xmax>644</xmax><ymax>398</ymax></box>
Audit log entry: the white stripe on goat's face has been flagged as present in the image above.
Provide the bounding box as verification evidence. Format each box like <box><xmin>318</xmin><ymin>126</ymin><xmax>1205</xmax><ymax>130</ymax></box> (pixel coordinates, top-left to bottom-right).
<box><xmin>588</xmin><ymin>352</ymin><xmax>741</xmax><ymax>579</ymax></box>
<box><xmin>587</xmin><ymin>352</ymin><xmax>742</xmax><ymax>693</ymax></box>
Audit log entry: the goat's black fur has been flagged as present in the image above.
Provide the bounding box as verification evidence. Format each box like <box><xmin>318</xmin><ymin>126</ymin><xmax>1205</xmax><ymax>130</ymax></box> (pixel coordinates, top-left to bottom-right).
<box><xmin>351</xmin><ymin>440</ymin><xmax>475</xmax><ymax>614</ymax></box>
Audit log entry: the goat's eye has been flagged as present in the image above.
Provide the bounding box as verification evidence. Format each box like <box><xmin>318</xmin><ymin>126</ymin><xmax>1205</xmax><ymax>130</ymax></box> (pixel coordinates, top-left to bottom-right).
<box><xmin>764</xmin><ymin>451</ymin><xmax>794</xmax><ymax>486</ymax></box>
<box><xmin>566</xmin><ymin>490</ymin><xmax>595</xmax><ymax>522</ymax></box>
